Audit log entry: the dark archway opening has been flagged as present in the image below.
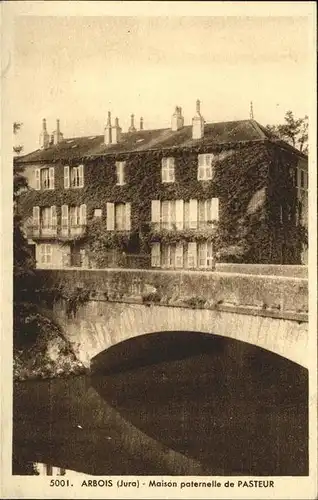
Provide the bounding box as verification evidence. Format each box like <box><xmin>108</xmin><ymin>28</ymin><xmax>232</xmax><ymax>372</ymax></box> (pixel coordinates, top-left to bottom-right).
<box><xmin>91</xmin><ymin>331</ymin><xmax>308</xmax><ymax>476</ymax></box>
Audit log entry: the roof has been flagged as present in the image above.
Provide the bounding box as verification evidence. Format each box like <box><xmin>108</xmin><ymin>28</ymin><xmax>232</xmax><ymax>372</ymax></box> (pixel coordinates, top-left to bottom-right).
<box><xmin>15</xmin><ymin>119</ymin><xmax>305</xmax><ymax>163</ymax></box>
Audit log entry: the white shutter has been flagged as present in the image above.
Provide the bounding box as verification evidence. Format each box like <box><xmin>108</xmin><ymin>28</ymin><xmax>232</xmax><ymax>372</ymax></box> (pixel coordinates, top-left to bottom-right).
<box><xmin>151</xmin><ymin>242</ymin><xmax>161</xmax><ymax>267</ymax></box>
<box><xmin>187</xmin><ymin>242</ymin><xmax>197</xmax><ymax>268</ymax></box>
<box><xmin>33</xmin><ymin>206</ymin><xmax>40</xmax><ymax>227</ymax></box>
<box><xmin>198</xmin><ymin>242</ymin><xmax>207</xmax><ymax>268</ymax></box>
<box><xmin>106</xmin><ymin>202</ymin><xmax>115</xmax><ymax>230</ymax></box>
<box><xmin>80</xmin><ymin>204</ymin><xmax>87</xmax><ymax>226</ymax></box>
<box><xmin>64</xmin><ymin>166</ymin><xmax>70</xmax><ymax>189</ymax></box>
<box><xmin>175</xmin><ymin>243</ymin><xmax>184</xmax><ymax>268</ymax></box>
<box><xmin>151</xmin><ymin>200</ymin><xmax>161</xmax><ymax>229</ymax></box>
<box><xmin>35</xmin><ymin>169</ymin><xmax>41</xmax><ymax>190</ymax></box>
<box><xmin>78</xmin><ymin>164</ymin><xmax>84</xmax><ymax>187</ymax></box>
<box><xmin>189</xmin><ymin>199</ymin><xmax>198</xmax><ymax>228</ymax></box>
<box><xmin>175</xmin><ymin>199</ymin><xmax>184</xmax><ymax>230</ymax></box>
<box><xmin>49</xmin><ymin>167</ymin><xmax>55</xmax><ymax>189</ymax></box>
<box><xmin>198</xmin><ymin>155</ymin><xmax>205</xmax><ymax>180</ymax></box>
<box><xmin>125</xmin><ymin>203</ymin><xmax>131</xmax><ymax>230</ymax></box>
<box><xmin>161</xmin><ymin>158</ymin><xmax>167</xmax><ymax>182</ymax></box>
<box><xmin>211</xmin><ymin>198</ymin><xmax>219</xmax><ymax>222</ymax></box>
<box><xmin>51</xmin><ymin>206</ymin><xmax>57</xmax><ymax>229</ymax></box>
<box><xmin>61</xmin><ymin>205</ymin><xmax>69</xmax><ymax>234</ymax></box>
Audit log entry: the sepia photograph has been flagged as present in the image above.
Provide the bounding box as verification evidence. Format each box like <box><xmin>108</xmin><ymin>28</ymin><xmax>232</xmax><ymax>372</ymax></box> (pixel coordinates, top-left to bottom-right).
<box><xmin>1</xmin><ymin>1</ymin><xmax>317</xmax><ymax>499</ymax></box>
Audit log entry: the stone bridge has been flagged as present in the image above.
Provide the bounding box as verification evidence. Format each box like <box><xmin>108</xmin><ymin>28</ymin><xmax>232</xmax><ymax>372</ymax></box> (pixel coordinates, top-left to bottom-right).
<box><xmin>33</xmin><ymin>265</ymin><xmax>308</xmax><ymax>369</ymax></box>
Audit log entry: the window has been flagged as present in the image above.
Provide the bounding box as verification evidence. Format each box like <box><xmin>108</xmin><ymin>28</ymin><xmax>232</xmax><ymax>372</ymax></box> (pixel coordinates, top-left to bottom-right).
<box><xmin>70</xmin><ymin>206</ymin><xmax>81</xmax><ymax>227</ymax></box>
<box><xmin>162</xmin><ymin>244</ymin><xmax>176</xmax><ymax>268</ymax></box>
<box><xmin>116</xmin><ymin>161</ymin><xmax>126</xmax><ymax>185</ymax></box>
<box><xmin>161</xmin><ymin>200</ymin><xmax>176</xmax><ymax>229</ymax></box>
<box><xmin>61</xmin><ymin>204</ymin><xmax>86</xmax><ymax>236</ymax></box>
<box><xmin>106</xmin><ymin>202</ymin><xmax>131</xmax><ymax>231</ymax></box>
<box><xmin>35</xmin><ymin>167</ymin><xmax>54</xmax><ymax>190</ymax></box>
<box><xmin>162</xmin><ymin>157</ymin><xmax>175</xmax><ymax>183</ymax></box>
<box><xmin>198</xmin><ymin>242</ymin><xmax>214</xmax><ymax>268</ymax></box>
<box><xmin>94</xmin><ymin>209</ymin><xmax>102</xmax><ymax>218</ymax></box>
<box><xmin>198</xmin><ymin>199</ymin><xmax>219</xmax><ymax>227</ymax></box>
<box><xmin>151</xmin><ymin>243</ymin><xmax>161</xmax><ymax>267</ymax></box>
<box><xmin>64</xmin><ymin>165</ymin><xmax>84</xmax><ymax>188</ymax></box>
<box><xmin>198</xmin><ymin>154</ymin><xmax>214</xmax><ymax>180</ymax></box>
<box><xmin>187</xmin><ymin>242</ymin><xmax>197</xmax><ymax>268</ymax></box>
<box><xmin>41</xmin><ymin>207</ymin><xmax>51</xmax><ymax>229</ymax></box>
<box><xmin>40</xmin><ymin>244</ymin><xmax>52</xmax><ymax>264</ymax></box>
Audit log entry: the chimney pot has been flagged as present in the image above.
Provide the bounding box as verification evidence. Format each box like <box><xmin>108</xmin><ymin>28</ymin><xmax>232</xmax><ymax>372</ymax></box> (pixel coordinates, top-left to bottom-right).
<box><xmin>171</xmin><ymin>105</ymin><xmax>184</xmax><ymax>132</ymax></box>
<box><xmin>129</xmin><ymin>114</ymin><xmax>137</xmax><ymax>133</ymax></box>
<box><xmin>192</xmin><ymin>99</ymin><xmax>204</xmax><ymax>139</ymax></box>
<box><xmin>39</xmin><ymin>118</ymin><xmax>50</xmax><ymax>149</ymax></box>
<box><xmin>140</xmin><ymin>117</ymin><xmax>144</xmax><ymax>130</ymax></box>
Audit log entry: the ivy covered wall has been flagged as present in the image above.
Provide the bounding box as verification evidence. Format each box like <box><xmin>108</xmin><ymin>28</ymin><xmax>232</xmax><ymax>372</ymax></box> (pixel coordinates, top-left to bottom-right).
<box><xmin>18</xmin><ymin>140</ymin><xmax>307</xmax><ymax>265</ymax></box>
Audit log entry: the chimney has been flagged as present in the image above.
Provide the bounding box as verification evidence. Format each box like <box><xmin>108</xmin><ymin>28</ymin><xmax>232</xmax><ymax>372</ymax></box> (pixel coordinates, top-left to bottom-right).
<box><xmin>128</xmin><ymin>114</ymin><xmax>137</xmax><ymax>133</ymax></box>
<box><xmin>140</xmin><ymin>117</ymin><xmax>144</xmax><ymax>130</ymax></box>
<box><xmin>39</xmin><ymin>118</ymin><xmax>50</xmax><ymax>149</ymax></box>
<box><xmin>104</xmin><ymin>111</ymin><xmax>112</xmax><ymax>145</ymax></box>
<box><xmin>112</xmin><ymin>117</ymin><xmax>122</xmax><ymax>144</ymax></box>
<box><xmin>192</xmin><ymin>99</ymin><xmax>204</xmax><ymax>140</ymax></box>
<box><xmin>52</xmin><ymin>119</ymin><xmax>63</xmax><ymax>145</ymax></box>
<box><xmin>171</xmin><ymin>106</ymin><xmax>184</xmax><ymax>131</ymax></box>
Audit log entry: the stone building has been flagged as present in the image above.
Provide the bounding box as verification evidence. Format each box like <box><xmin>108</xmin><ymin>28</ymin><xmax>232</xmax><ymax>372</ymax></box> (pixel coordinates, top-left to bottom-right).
<box><xmin>15</xmin><ymin>101</ymin><xmax>308</xmax><ymax>269</ymax></box>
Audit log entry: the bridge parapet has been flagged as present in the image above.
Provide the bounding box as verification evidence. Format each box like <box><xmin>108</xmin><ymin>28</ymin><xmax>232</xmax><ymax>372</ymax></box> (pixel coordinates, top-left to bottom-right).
<box><xmin>33</xmin><ymin>267</ymin><xmax>308</xmax><ymax>322</ymax></box>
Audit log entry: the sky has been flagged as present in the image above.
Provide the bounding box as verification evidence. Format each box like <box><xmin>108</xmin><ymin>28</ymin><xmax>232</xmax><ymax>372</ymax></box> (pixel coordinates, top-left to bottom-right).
<box><xmin>12</xmin><ymin>14</ymin><xmax>312</xmax><ymax>153</ymax></box>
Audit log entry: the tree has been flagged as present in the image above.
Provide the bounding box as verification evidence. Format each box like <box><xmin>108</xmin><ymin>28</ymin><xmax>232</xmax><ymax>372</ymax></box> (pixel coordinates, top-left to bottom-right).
<box><xmin>266</xmin><ymin>111</ymin><xmax>308</xmax><ymax>154</ymax></box>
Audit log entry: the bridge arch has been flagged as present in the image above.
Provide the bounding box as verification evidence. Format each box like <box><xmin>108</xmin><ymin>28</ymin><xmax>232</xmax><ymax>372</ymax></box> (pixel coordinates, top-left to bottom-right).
<box><xmin>58</xmin><ymin>303</ymin><xmax>308</xmax><ymax>369</ymax></box>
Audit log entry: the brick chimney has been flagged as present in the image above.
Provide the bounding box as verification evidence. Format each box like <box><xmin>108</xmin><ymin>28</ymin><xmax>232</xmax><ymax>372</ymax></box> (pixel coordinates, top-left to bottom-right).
<box><xmin>192</xmin><ymin>99</ymin><xmax>204</xmax><ymax>140</ymax></box>
<box><xmin>104</xmin><ymin>112</ymin><xmax>112</xmax><ymax>145</ymax></box>
<box><xmin>112</xmin><ymin>117</ymin><xmax>122</xmax><ymax>144</ymax></box>
<box><xmin>52</xmin><ymin>119</ymin><xmax>63</xmax><ymax>145</ymax></box>
<box><xmin>128</xmin><ymin>114</ymin><xmax>137</xmax><ymax>133</ymax></box>
<box><xmin>171</xmin><ymin>106</ymin><xmax>184</xmax><ymax>131</ymax></box>
<box><xmin>39</xmin><ymin>118</ymin><xmax>50</xmax><ymax>149</ymax></box>
<box><xmin>140</xmin><ymin>117</ymin><xmax>144</xmax><ymax>130</ymax></box>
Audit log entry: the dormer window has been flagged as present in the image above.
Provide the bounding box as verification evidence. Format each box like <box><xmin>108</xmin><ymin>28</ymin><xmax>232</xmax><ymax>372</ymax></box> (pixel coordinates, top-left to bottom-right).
<box><xmin>162</xmin><ymin>157</ymin><xmax>175</xmax><ymax>183</ymax></box>
<box><xmin>198</xmin><ymin>154</ymin><xmax>214</xmax><ymax>181</ymax></box>
<box><xmin>116</xmin><ymin>161</ymin><xmax>126</xmax><ymax>185</ymax></box>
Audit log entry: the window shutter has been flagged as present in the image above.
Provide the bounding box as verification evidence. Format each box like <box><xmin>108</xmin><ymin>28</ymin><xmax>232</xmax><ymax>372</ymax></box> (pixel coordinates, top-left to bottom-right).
<box><xmin>33</xmin><ymin>206</ymin><xmax>40</xmax><ymax>227</ymax></box>
<box><xmin>198</xmin><ymin>242</ymin><xmax>207</xmax><ymax>268</ymax></box>
<box><xmin>125</xmin><ymin>203</ymin><xmax>131</xmax><ymax>230</ymax></box>
<box><xmin>175</xmin><ymin>199</ymin><xmax>184</xmax><ymax>230</ymax></box>
<box><xmin>161</xmin><ymin>158</ymin><xmax>167</xmax><ymax>182</ymax></box>
<box><xmin>35</xmin><ymin>169</ymin><xmax>41</xmax><ymax>190</ymax></box>
<box><xmin>187</xmin><ymin>242</ymin><xmax>197</xmax><ymax>268</ymax></box>
<box><xmin>151</xmin><ymin>242</ymin><xmax>161</xmax><ymax>267</ymax></box>
<box><xmin>199</xmin><ymin>200</ymin><xmax>205</xmax><ymax>224</ymax></box>
<box><xmin>79</xmin><ymin>164</ymin><xmax>84</xmax><ymax>187</ymax></box>
<box><xmin>49</xmin><ymin>167</ymin><xmax>55</xmax><ymax>189</ymax></box>
<box><xmin>211</xmin><ymin>198</ymin><xmax>219</xmax><ymax>222</ymax></box>
<box><xmin>151</xmin><ymin>200</ymin><xmax>161</xmax><ymax>228</ymax></box>
<box><xmin>61</xmin><ymin>205</ymin><xmax>69</xmax><ymax>231</ymax></box>
<box><xmin>198</xmin><ymin>155</ymin><xmax>204</xmax><ymax>180</ymax></box>
<box><xmin>169</xmin><ymin>157</ymin><xmax>175</xmax><ymax>182</ymax></box>
<box><xmin>64</xmin><ymin>166</ymin><xmax>70</xmax><ymax>189</ymax></box>
<box><xmin>189</xmin><ymin>199</ymin><xmax>198</xmax><ymax>228</ymax></box>
<box><xmin>106</xmin><ymin>202</ymin><xmax>115</xmax><ymax>230</ymax></box>
<box><xmin>51</xmin><ymin>206</ymin><xmax>57</xmax><ymax>228</ymax></box>
<box><xmin>80</xmin><ymin>204</ymin><xmax>87</xmax><ymax>225</ymax></box>
<box><xmin>175</xmin><ymin>243</ymin><xmax>184</xmax><ymax>268</ymax></box>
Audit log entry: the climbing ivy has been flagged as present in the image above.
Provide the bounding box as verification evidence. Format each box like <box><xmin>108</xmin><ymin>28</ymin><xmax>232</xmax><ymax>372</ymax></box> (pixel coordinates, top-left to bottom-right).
<box><xmin>18</xmin><ymin>140</ymin><xmax>307</xmax><ymax>264</ymax></box>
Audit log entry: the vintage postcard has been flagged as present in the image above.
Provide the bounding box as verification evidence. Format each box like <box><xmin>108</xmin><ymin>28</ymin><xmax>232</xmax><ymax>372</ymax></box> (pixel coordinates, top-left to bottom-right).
<box><xmin>1</xmin><ymin>1</ymin><xmax>317</xmax><ymax>499</ymax></box>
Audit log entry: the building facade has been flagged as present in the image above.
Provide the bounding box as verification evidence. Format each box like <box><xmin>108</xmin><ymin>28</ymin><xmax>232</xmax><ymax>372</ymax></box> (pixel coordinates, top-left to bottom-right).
<box><xmin>15</xmin><ymin>101</ymin><xmax>308</xmax><ymax>270</ymax></box>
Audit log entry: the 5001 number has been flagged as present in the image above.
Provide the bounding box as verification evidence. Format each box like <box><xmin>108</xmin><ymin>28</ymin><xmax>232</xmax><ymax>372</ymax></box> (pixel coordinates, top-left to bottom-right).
<box><xmin>50</xmin><ymin>480</ymin><xmax>71</xmax><ymax>487</ymax></box>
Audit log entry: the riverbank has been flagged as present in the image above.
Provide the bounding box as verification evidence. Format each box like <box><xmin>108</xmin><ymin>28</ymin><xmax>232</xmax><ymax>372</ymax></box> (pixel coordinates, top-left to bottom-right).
<box><xmin>13</xmin><ymin>313</ymin><xmax>87</xmax><ymax>381</ymax></box>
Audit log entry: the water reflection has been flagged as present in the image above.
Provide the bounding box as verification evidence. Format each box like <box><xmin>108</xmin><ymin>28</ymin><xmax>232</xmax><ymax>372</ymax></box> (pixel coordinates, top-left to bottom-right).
<box><xmin>13</xmin><ymin>334</ymin><xmax>308</xmax><ymax>476</ymax></box>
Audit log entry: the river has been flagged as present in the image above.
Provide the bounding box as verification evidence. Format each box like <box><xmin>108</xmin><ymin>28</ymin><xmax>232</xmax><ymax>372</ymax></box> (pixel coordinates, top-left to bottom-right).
<box><xmin>13</xmin><ymin>332</ymin><xmax>308</xmax><ymax>476</ymax></box>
